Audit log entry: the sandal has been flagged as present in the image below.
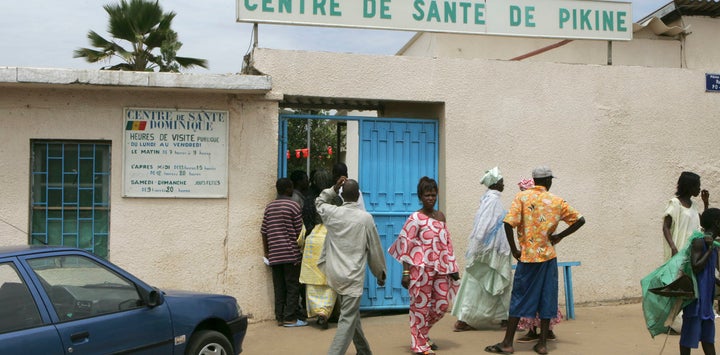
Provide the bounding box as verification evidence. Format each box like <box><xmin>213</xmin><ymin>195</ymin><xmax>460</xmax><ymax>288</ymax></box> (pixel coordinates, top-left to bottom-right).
<box><xmin>533</xmin><ymin>343</ymin><xmax>549</xmax><ymax>355</ymax></box>
<box><xmin>517</xmin><ymin>330</ymin><xmax>539</xmax><ymax>343</ymax></box>
<box><xmin>453</xmin><ymin>320</ymin><xmax>475</xmax><ymax>332</ymax></box>
<box><xmin>427</xmin><ymin>339</ymin><xmax>438</xmax><ymax>350</ymax></box>
<box><xmin>547</xmin><ymin>330</ymin><xmax>557</xmax><ymax>341</ymax></box>
<box><xmin>484</xmin><ymin>343</ymin><xmax>514</xmax><ymax>354</ymax></box>
<box><xmin>316</xmin><ymin>315</ymin><xmax>329</xmax><ymax>330</ymax></box>
<box><xmin>414</xmin><ymin>351</ymin><xmax>435</xmax><ymax>355</ymax></box>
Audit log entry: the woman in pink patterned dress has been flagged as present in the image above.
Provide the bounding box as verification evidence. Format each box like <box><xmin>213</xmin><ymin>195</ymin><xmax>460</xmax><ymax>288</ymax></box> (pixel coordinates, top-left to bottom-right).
<box><xmin>389</xmin><ymin>176</ymin><xmax>460</xmax><ymax>355</ymax></box>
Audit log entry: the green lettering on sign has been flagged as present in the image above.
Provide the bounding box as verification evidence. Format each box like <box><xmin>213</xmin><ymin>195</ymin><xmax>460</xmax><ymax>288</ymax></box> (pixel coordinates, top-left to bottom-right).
<box><xmin>474</xmin><ymin>3</ymin><xmax>485</xmax><ymax>25</ymax></box>
<box><xmin>244</xmin><ymin>0</ymin><xmax>258</xmax><ymax>11</ymax></box>
<box><xmin>558</xmin><ymin>7</ymin><xmax>628</xmax><ymax>32</ymax></box>
<box><xmin>313</xmin><ymin>0</ymin><xmax>325</xmax><ymax>15</ymax></box>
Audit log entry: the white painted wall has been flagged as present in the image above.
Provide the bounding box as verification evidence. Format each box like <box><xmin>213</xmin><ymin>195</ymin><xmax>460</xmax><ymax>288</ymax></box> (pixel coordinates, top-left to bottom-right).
<box><xmin>0</xmin><ymin>69</ymin><xmax>282</xmax><ymax>321</ymax></box>
<box><xmin>346</xmin><ymin>120</ymin><xmax>360</xmax><ymax>182</ymax></box>
<box><xmin>253</xmin><ymin>48</ymin><xmax>720</xmax><ymax>304</ymax></box>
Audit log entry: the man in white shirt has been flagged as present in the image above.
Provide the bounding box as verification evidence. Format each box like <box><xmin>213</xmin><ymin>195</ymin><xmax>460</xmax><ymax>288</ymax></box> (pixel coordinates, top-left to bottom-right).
<box><xmin>316</xmin><ymin>177</ymin><xmax>386</xmax><ymax>355</ymax></box>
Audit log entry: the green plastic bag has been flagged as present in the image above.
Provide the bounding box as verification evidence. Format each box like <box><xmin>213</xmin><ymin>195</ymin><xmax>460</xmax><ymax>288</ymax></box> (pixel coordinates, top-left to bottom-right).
<box><xmin>640</xmin><ymin>234</ymin><xmax>720</xmax><ymax>337</ymax></box>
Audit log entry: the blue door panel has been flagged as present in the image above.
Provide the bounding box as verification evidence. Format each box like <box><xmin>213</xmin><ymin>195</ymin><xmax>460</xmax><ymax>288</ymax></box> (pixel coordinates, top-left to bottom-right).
<box><xmin>278</xmin><ymin>119</ymin><xmax>288</xmax><ymax>177</ymax></box>
<box><xmin>360</xmin><ymin>119</ymin><xmax>438</xmax><ymax>310</ymax></box>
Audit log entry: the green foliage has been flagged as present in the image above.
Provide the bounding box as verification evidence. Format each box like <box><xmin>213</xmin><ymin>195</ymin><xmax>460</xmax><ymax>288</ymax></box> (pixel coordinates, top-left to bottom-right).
<box><xmin>286</xmin><ymin>117</ymin><xmax>345</xmax><ymax>176</ymax></box>
<box><xmin>73</xmin><ymin>0</ymin><xmax>208</xmax><ymax>72</ymax></box>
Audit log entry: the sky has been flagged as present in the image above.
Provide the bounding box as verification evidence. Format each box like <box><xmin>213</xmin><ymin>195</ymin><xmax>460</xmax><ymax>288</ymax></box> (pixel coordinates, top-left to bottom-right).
<box><xmin>0</xmin><ymin>0</ymin><xmax>671</xmax><ymax>74</ymax></box>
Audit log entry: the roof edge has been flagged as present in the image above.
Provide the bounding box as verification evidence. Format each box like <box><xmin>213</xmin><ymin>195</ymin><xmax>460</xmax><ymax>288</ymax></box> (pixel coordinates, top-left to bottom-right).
<box><xmin>0</xmin><ymin>67</ymin><xmax>272</xmax><ymax>93</ymax></box>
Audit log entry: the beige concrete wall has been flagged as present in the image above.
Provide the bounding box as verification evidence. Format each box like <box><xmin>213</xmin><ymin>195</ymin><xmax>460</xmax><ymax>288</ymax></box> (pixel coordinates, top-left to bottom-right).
<box><xmin>399</xmin><ymin>28</ymin><xmax>685</xmax><ymax>68</ymax></box>
<box><xmin>683</xmin><ymin>17</ymin><xmax>720</xmax><ymax>71</ymax></box>
<box><xmin>253</xmin><ymin>48</ymin><xmax>720</xmax><ymax>304</ymax></box>
<box><xmin>2</xmin><ymin>44</ymin><xmax>719</xmax><ymax>322</ymax></box>
<box><xmin>0</xmin><ymin>83</ymin><xmax>281</xmax><ymax>321</ymax></box>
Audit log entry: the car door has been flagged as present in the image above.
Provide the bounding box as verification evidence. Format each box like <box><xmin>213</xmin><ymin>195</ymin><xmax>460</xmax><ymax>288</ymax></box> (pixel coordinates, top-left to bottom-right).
<box><xmin>21</xmin><ymin>252</ymin><xmax>174</xmax><ymax>354</ymax></box>
<box><xmin>0</xmin><ymin>258</ymin><xmax>65</xmax><ymax>354</ymax></box>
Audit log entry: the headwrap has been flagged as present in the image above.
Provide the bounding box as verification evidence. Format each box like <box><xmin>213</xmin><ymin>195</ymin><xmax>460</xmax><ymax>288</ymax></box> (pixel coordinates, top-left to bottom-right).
<box><xmin>480</xmin><ymin>167</ymin><xmax>502</xmax><ymax>187</ymax></box>
<box><xmin>518</xmin><ymin>178</ymin><xmax>534</xmax><ymax>191</ymax></box>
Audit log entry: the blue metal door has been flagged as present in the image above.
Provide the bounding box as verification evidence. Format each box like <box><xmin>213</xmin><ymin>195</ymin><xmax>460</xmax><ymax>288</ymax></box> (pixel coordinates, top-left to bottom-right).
<box><xmin>359</xmin><ymin>118</ymin><xmax>438</xmax><ymax>310</ymax></box>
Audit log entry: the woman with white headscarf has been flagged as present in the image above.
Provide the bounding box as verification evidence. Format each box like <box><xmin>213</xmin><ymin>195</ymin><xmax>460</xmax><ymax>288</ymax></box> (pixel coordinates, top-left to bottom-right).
<box><xmin>451</xmin><ymin>167</ymin><xmax>513</xmax><ymax>331</ymax></box>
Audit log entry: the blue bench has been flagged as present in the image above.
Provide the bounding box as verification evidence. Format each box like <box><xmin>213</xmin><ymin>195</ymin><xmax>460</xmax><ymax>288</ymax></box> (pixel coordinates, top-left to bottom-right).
<box><xmin>512</xmin><ymin>261</ymin><xmax>581</xmax><ymax>320</ymax></box>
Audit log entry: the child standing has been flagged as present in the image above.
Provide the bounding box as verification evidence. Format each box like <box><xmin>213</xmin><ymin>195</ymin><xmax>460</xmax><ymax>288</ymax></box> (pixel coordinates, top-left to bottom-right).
<box><xmin>680</xmin><ymin>208</ymin><xmax>720</xmax><ymax>355</ymax></box>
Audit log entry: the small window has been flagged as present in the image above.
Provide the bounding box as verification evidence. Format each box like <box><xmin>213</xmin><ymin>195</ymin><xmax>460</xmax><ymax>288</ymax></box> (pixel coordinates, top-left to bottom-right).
<box><xmin>30</xmin><ymin>141</ymin><xmax>111</xmax><ymax>258</ymax></box>
<box><xmin>27</xmin><ymin>255</ymin><xmax>142</xmax><ymax>322</ymax></box>
<box><xmin>0</xmin><ymin>263</ymin><xmax>43</xmax><ymax>333</ymax></box>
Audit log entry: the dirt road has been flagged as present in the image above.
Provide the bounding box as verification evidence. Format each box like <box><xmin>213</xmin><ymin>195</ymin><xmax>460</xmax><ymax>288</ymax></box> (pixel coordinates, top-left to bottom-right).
<box><xmin>243</xmin><ymin>302</ymin><xmax>695</xmax><ymax>354</ymax></box>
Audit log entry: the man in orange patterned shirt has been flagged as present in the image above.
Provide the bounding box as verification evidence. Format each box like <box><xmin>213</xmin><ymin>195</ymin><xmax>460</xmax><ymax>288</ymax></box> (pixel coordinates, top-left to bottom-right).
<box><xmin>485</xmin><ymin>166</ymin><xmax>585</xmax><ymax>355</ymax></box>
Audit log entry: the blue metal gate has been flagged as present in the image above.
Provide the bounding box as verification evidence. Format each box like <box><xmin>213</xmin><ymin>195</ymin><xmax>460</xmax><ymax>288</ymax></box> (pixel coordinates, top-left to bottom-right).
<box><xmin>277</xmin><ymin>115</ymin><xmax>438</xmax><ymax>310</ymax></box>
<box><xmin>358</xmin><ymin>118</ymin><xmax>438</xmax><ymax>310</ymax></box>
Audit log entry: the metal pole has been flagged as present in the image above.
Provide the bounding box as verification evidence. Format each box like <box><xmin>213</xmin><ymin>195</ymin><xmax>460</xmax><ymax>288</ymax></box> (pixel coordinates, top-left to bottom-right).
<box><xmin>306</xmin><ymin>120</ymin><xmax>311</xmax><ymax>173</ymax></box>
<box><xmin>607</xmin><ymin>41</ymin><xmax>612</xmax><ymax>65</ymax></box>
<box><xmin>253</xmin><ymin>23</ymin><xmax>258</xmax><ymax>49</ymax></box>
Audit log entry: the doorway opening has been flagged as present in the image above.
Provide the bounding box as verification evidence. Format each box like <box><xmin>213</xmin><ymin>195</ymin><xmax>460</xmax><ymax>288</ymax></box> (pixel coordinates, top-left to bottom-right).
<box><xmin>277</xmin><ymin>104</ymin><xmax>441</xmax><ymax>310</ymax></box>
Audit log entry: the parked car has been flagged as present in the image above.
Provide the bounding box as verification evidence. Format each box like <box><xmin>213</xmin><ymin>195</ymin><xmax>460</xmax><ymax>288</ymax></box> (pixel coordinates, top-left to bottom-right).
<box><xmin>0</xmin><ymin>245</ymin><xmax>247</xmax><ymax>354</ymax></box>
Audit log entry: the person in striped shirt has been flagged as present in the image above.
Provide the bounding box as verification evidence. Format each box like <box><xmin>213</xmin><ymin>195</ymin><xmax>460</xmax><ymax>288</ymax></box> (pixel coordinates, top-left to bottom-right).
<box><xmin>262</xmin><ymin>177</ymin><xmax>307</xmax><ymax>327</ymax></box>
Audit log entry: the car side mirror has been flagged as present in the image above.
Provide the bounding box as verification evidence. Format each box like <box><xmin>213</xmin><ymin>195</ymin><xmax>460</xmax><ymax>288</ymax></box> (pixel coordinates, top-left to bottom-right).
<box><xmin>148</xmin><ymin>289</ymin><xmax>164</xmax><ymax>307</ymax></box>
<box><xmin>140</xmin><ymin>287</ymin><xmax>164</xmax><ymax>308</ymax></box>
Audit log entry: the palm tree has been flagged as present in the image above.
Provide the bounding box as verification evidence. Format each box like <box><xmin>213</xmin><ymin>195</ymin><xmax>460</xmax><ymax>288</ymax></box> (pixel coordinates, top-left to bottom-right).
<box><xmin>74</xmin><ymin>0</ymin><xmax>208</xmax><ymax>72</ymax></box>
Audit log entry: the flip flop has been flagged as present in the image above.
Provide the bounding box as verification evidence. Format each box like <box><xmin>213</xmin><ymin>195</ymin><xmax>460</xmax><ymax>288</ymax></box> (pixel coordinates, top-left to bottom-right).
<box><xmin>283</xmin><ymin>319</ymin><xmax>308</xmax><ymax>327</ymax></box>
<box><xmin>484</xmin><ymin>343</ymin><xmax>513</xmax><ymax>354</ymax></box>
<box><xmin>453</xmin><ymin>321</ymin><xmax>475</xmax><ymax>332</ymax></box>
<box><xmin>533</xmin><ymin>343</ymin><xmax>549</xmax><ymax>355</ymax></box>
<box><xmin>517</xmin><ymin>333</ymin><xmax>539</xmax><ymax>343</ymax></box>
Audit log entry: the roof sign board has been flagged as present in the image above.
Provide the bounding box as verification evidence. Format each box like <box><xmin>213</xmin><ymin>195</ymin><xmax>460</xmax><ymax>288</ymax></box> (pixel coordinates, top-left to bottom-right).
<box><xmin>236</xmin><ymin>0</ymin><xmax>632</xmax><ymax>41</ymax></box>
<box><xmin>707</xmin><ymin>74</ymin><xmax>720</xmax><ymax>92</ymax></box>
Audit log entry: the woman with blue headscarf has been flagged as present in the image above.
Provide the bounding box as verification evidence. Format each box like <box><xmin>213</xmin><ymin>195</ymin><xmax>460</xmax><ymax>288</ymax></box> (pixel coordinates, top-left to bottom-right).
<box><xmin>451</xmin><ymin>167</ymin><xmax>513</xmax><ymax>331</ymax></box>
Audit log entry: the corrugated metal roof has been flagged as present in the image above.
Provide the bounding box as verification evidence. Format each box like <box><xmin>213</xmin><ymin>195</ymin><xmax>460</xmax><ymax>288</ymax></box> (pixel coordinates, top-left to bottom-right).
<box><xmin>673</xmin><ymin>0</ymin><xmax>720</xmax><ymax>17</ymax></box>
<box><xmin>634</xmin><ymin>0</ymin><xmax>720</xmax><ymax>36</ymax></box>
<box><xmin>633</xmin><ymin>17</ymin><xmax>686</xmax><ymax>36</ymax></box>
<box><xmin>639</xmin><ymin>0</ymin><xmax>720</xmax><ymax>24</ymax></box>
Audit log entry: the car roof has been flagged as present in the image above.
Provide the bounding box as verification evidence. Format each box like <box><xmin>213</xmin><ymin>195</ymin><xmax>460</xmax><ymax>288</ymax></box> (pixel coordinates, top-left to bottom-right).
<box><xmin>0</xmin><ymin>245</ymin><xmax>85</xmax><ymax>258</ymax></box>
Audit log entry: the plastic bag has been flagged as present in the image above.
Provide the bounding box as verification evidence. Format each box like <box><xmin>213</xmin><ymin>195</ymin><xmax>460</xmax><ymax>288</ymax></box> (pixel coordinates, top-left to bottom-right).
<box><xmin>640</xmin><ymin>238</ymin><xmax>697</xmax><ymax>337</ymax></box>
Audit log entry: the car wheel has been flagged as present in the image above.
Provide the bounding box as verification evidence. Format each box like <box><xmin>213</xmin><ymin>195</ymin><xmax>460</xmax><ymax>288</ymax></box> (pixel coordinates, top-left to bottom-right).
<box><xmin>185</xmin><ymin>330</ymin><xmax>233</xmax><ymax>355</ymax></box>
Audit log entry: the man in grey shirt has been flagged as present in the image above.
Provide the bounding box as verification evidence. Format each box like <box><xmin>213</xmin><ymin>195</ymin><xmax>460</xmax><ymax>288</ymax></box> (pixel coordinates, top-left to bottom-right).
<box><xmin>316</xmin><ymin>177</ymin><xmax>386</xmax><ymax>355</ymax></box>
